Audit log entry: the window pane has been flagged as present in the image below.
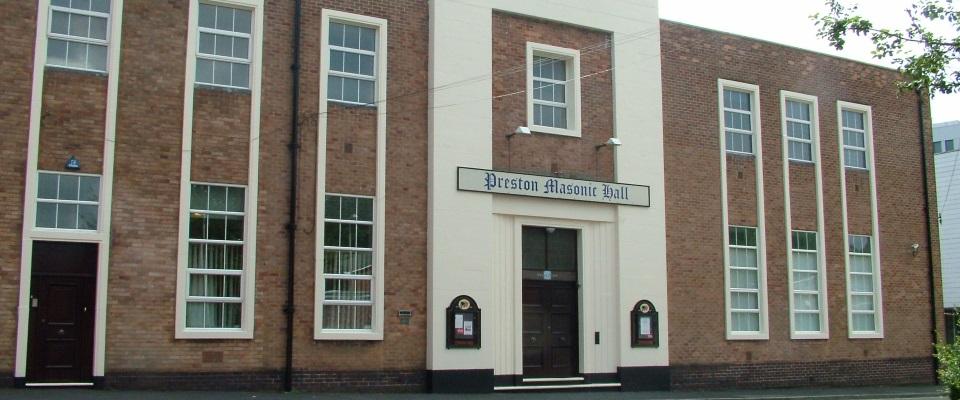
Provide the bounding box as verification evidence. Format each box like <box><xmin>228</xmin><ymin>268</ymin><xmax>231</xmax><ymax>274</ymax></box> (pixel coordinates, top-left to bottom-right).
<box><xmin>37</xmin><ymin>203</ymin><xmax>57</xmax><ymax>228</ymax></box>
<box><xmin>795</xmin><ymin>313</ymin><xmax>820</xmax><ymax>332</ymax></box>
<box><xmin>935</xmin><ymin>142</ymin><xmax>944</xmax><ymax>154</ymax></box>
<box><xmin>344</xmin><ymin>24</ymin><xmax>360</xmax><ymax>49</ymax></box>
<box><xmin>78</xmin><ymin>204</ymin><xmax>98</xmax><ymax>230</ymax></box>
<box><xmin>66</xmin><ymin>41</ymin><xmax>87</xmax><ymax>69</ymax></box>
<box><xmin>47</xmin><ymin>38</ymin><xmax>69</xmax><ymax>66</ymax></box>
<box><xmin>850</xmin><ymin>274</ymin><xmax>874</xmax><ymax>293</ymax></box>
<box><xmin>730</xmin><ymin>292</ymin><xmax>758</xmax><ymax>310</ymax></box>
<box><xmin>356</xmin><ymin>224</ymin><xmax>372</xmax><ymax>248</ymax></box>
<box><xmin>227</xmin><ymin>187</ymin><xmax>244</xmax><ymax>212</ymax></box>
<box><xmin>196</xmin><ymin>58</ymin><xmax>214</xmax><ymax>84</ymax></box>
<box><xmin>224</xmin><ymin>245</ymin><xmax>243</xmax><ymax>270</ymax></box>
<box><xmin>358</xmin><ymin>79</ymin><xmax>374</xmax><ymax>105</ymax></box>
<box><xmin>91</xmin><ymin>0</ymin><xmax>109</xmax><ymax>13</ymax></box>
<box><xmin>731</xmin><ymin>311</ymin><xmax>759</xmax><ymax>332</ymax></box>
<box><xmin>357</xmin><ymin>197</ymin><xmax>373</xmax><ymax>221</ymax></box>
<box><xmin>730</xmin><ymin>268</ymin><xmax>758</xmax><ymax>289</ymax></box>
<box><xmin>207</xmin><ymin>215</ymin><xmax>226</xmax><ymax>240</ymax></box>
<box><xmin>69</xmin><ymin>14</ymin><xmax>90</xmax><ymax>37</ymax></box>
<box><xmin>234</xmin><ymin>9</ymin><xmax>252</xmax><ymax>34</ymax></box>
<box><xmin>215</xmin><ymin>6</ymin><xmax>234</xmax><ymax>31</ymax></box>
<box><xmin>58</xmin><ymin>175</ymin><xmax>79</xmax><ymax>200</ymax></box>
<box><xmin>359</xmin><ymin>26</ymin><xmax>376</xmax><ymax>51</ymax></box>
<box><xmin>188</xmin><ymin>243</ymin><xmax>206</xmax><ymax>269</ymax></box>
<box><xmin>198</xmin><ymin>3</ymin><xmax>216</xmax><ymax>29</ymax></box>
<box><xmin>233</xmin><ymin>36</ymin><xmax>249</xmax><ymax>60</ymax></box>
<box><xmin>324</xmin><ymin>222</ymin><xmax>341</xmax><ymax>247</ymax></box>
<box><xmin>215</xmin><ymin>34</ymin><xmax>232</xmax><ymax>57</ymax></box>
<box><xmin>189</xmin><ymin>274</ymin><xmax>205</xmax><ymax>296</ymax></box>
<box><xmin>344</xmin><ymin>52</ymin><xmax>360</xmax><ymax>74</ymax></box>
<box><xmin>546</xmin><ymin>228</ymin><xmax>577</xmax><ymax>271</ymax></box>
<box><xmin>213</xmin><ymin>60</ymin><xmax>231</xmax><ymax>86</ymax></box>
<box><xmin>87</xmin><ymin>44</ymin><xmax>106</xmax><ymax>71</ymax></box>
<box><xmin>191</xmin><ymin>184</ymin><xmax>209</xmax><ymax>210</ymax></box>
<box><xmin>329</xmin><ymin>22</ymin><xmax>344</xmax><ymax>47</ymax></box>
<box><xmin>343</xmin><ymin>78</ymin><xmax>359</xmax><ymax>103</ymax></box>
<box><xmin>206</xmin><ymin>243</ymin><xmax>225</xmax><ymax>269</ymax></box>
<box><xmin>57</xmin><ymin>203</ymin><xmax>78</xmax><ymax>229</ymax></box>
<box><xmin>90</xmin><ymin>16</ymin><xmax>107</xmax><ymax>40</ymax></box>
<box><xmin>189</xmin><ymin>213</ymin><xmax>206</xmax><ymax>239</ymax></box>
<box><xmin>794</xmin><ymin>293</ymin><xmax>818</xmax><ymax>311</ymax></box>
<box><xmin>852</xmin><ymin>313</ymin><xmax>876</xmax><ymax>332</ymax></box>
<box><xmin>322</xmin><ymin>305</ymin><xmax>372</xmax><ymax>330</ymax></box>
<box><xmin>324</xmin><ymin>278</ymin><xmax>372</xmax><ymax>301</ymax></box>
<box><xmin>208</xmin><ymin>185</ymin><xmax>227</xmax><ymax>211</ymax></box>
<box><xmin>231</xmin><ymin>63</ymin><xmax>249</xmax><ymax>88</ymax></box>
<box><xmin>793</xmin><ymin>271</ymin><xmax>817</xmax><ymax>291</ymax></box>
<box><xmin>225</xmin><ymin>215</ymin><xmax>243</xmax><ymax>241</ymax></box>
<box><xmin>327</xmin><ymin>76</ymin><xmax>343</xmax><ymax>101</ymax></box>
<box><xmin>325</xmin><ymin>195</ymin><xmax>341</xmax><ymax>219</ymax></box>
<box><xmin>198</xmin><ymin>32</ymin><xmax>215</xmax><ymax>54</ymax></box>
<box><xmin>51</xmin><ymin>11</ymin><xmax>70</xmax><ymax>34</ymax></box>
<box><xmin>359</xmin><ymin>54</ymin><xmax>374</xmax><ymax>76</ymax></box>
<box><xmin>79</xmin><ymin>176</ymin><xmax>100</xmax><ymax>202</ymax></box>
<box><xmin>185</xmin><ymin>302</ymin><xmax>205</xmax><ymax>328</ymax></box>
<box><xmin>38</xmin><ymin>173</ymin><xmax>58</xmax><ymax>199</ymax></box>
<box><xmin>851</xmin><ymin>294</ymin><xmax>874</xmax><ymax>311</ymax></box>
<box><xmin>522</xmin><ymin>227</ymin><xmax>547</xmax><ymax>271</ymax></box>
<box><xmin>222</xmin><ymin>303</ymin><xmax>241</xmax><ymax>328</ymax></box>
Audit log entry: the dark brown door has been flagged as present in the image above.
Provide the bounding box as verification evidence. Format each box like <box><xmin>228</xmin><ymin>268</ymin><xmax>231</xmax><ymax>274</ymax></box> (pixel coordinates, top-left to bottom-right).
<box><xmin>27</xmin><ymin>242</ymin><xmax>97</xmax><ymax>383</ymax></box>
<box><xmin>522</xmin><ymin>280</ymin><xmax>578</xmax><ymax>378</ymax></box>
<box><xmin>521</xmin><ymin>227</ymin><xmax>579</xmax><ymax>378</ymax></box>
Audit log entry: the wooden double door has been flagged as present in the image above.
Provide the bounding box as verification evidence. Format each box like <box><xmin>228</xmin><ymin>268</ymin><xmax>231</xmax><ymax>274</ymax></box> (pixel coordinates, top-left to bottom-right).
<box><xmin>521</xmin><ymin>226</ymin><xmax>579</xmax><ymax>378</ymax></box>
<box><xmin>27</xmin><ymin>241</ymin><xmax>98</xmax><ymax>383</ymax></box>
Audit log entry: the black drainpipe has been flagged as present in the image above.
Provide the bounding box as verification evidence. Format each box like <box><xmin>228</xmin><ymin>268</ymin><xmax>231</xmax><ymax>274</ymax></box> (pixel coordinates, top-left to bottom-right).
<box><xmin>917</xmin><ymin>89</ymin><xmax>940</xmax><ymax>382</ymax></box>
<box><xmin>284</xmin><ymin>0</ymin><xmax>303</xmax><ymax>392</ymax></box>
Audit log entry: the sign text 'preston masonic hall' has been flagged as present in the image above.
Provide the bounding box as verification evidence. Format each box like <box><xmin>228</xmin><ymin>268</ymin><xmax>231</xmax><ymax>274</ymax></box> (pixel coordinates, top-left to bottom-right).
<box><xmin>457</xmin><ymin>167</ymin><xmax>650</xmax><ymax>207</ymax></box>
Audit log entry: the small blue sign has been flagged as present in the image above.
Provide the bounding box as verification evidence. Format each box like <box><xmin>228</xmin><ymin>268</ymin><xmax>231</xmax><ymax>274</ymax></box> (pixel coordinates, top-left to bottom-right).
<box><xmin>65</xmin><ymin>155</ymin><xmax>80</xmax><ymax>170</ymax></box>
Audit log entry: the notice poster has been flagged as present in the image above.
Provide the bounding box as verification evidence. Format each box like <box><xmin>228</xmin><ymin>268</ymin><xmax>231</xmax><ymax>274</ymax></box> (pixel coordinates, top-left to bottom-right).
<box><xmin>455</xmin><ymin>314</ymin><xmax>464</xmax><ymax>335</ymax></box>
<box><xmin>639</xmin><ymin>316</ymin><xmax>651</xmax><ymax>337</ymax></box>
<box><xmin>464</xmin><ymin>320</ymin><xmax>473</xmax><ymax>336</ymax></box>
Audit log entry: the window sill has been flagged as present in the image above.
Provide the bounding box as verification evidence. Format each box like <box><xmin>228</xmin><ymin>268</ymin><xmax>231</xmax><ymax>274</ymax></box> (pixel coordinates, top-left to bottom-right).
<box><xmin>844</xmin><ymin>166</ymin><xmax>870</xmax><ymax>172</ymax></box>
<box><xmin>530</xmin><ymin>125</ymin><xmax>580</xmax><ymax>138</ymax></box>
<box><xmin>176</xmin><ymin>328</ymin><xmax>253</xmax><ymax>340</ymax></box>
<box><xmin>328</xmin><ymin>99</ymin><xmax>377</xmax><ymax>108</ymax></box>
<box><xmin>314</xmin><ymin>330</ymin><xmax>383</xmax><ymax>341</ymax></box>
<box><xmin>848</xmin><ymin>332</ymin><xmax>883</xmax><ymax>340</ymax></box>
<box><xmin>725</xmin><ymin>150</ymin><xmax>755</xmax><ymax>159</ymax></box>
<box><xmin>726</xmin><ymin>332</ymin><xmax>769</xmax><ymax>341</ymax></box>
<box><xmin>195</xmin><ymin>83</ymin><xmax>252</xmax><ymax>95</ymax></box>
<box><xmin>45</xmin><ymin>65</ymin><xmax>108</xmax><ymax>78</ymax></box>
<box><xmin>788</xmin><ymin>159</ymin><xmax>815</xmax><ymax>166</ymax></box>
<box><xmin>790</xmin><ymin>332</ymin><xmax>829</xmax><ymax>340</ymax></box>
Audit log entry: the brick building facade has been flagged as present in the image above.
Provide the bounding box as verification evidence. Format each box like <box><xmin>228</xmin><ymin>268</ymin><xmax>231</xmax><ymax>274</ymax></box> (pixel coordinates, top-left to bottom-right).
<box><xmin>0</xmin><ymin>0</ymin><xmax>942</xmax><ymax>393</ymax></box>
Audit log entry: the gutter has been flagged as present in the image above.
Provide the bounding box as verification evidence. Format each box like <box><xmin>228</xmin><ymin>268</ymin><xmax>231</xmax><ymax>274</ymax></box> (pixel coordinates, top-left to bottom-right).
<box><xmin>284</xmin><ymin>0</ymin><xmax>303</xmax><ymax>392</ymax></box>
<box><xmin>917</xmin><ymin>89</ymin><xmax>940</xmax><ymax>383</ymax></box>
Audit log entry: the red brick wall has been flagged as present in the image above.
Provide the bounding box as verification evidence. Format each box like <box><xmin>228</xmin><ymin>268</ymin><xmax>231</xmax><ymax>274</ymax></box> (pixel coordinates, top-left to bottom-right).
<box><xmin>662</xmin><ymin>20</ymin><xmax>941</xmax><ymax>372</ymax></box>
<box><xmin>0</xmin><ymin>0</ymin><xmax>36</xmax><ymax>377</ymax></box>
<box><xmin>38</xmin><ymin>70</ymin><xmax>107</xmax><ymax>174</ymax></box>
<box><xmin>191</xmin><ymin>88</ymin><xmax>251</xmax><ymax>185</ymax></box>
<box><xmin>789</xmin><ymin>164</ymin><xmax>818</xmax><ymax>232</ymax></box>
<box><xmin>286</xmin><ymin>0</ymin><xmax>429</xmax><ymax>374</ymax></box>
<box><xmin>491</xmin><ymin>12</ymin><xmax>614</xmax><ymax>182</ymax></box>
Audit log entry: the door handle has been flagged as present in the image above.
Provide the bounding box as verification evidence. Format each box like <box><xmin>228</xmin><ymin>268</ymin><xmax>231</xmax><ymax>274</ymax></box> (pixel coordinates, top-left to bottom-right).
<box><xmin>57</xmin><ymin>329</ymin><xmax>65</xmax><ymax>336</ymax></box>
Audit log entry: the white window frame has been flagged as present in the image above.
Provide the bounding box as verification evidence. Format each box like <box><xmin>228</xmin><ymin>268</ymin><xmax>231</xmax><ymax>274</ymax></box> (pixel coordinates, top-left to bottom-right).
<box><xmin>721</xmin><ymin>86</ymin><xmax>757</xmax><ymax>155</ymax></box>
<box><xmin>836</xmin><ymin>101</ymin><xmax>883</xmax><ymax>339</ymax></box>
<box><xmin>319</xmin><ymin>194</ymin><xmax>376</xmax><ymax>334</ymax></box>
<box><xmin>725</xmin><ymin>225</ymin><xmax>767</xmax><ymax>337</ymax></box>
<box><xmin>788</xmin><ymin>230</ymin><xmax>829</xmax><ymax>339</ymax></box>
<box><xmin>184</xmin><ymin>183</ymin><xmax>246</xmax><ymax>330</ymax></box>
<box><xmin>526</xmin><ymin>42</ymin><xmax>581</xmax><ymax>137</ymax></box>
<box><xmin>34</xmin><ymin>170</ymin><xmax>102</xmax><ymax>232</ymax></box>
<box><xmin>779</xmin><ymin>90</ymin><xmax>829</xmax><ymax>340</ymax></box>
<box><xmin>194</xmin><ymin>2</ymin><xmax>253</xmax><ymax>90</ymax></box>
<box><xmin>841</xmin><ymin>109</ymin><xmax>869</xmax><ymax>170</ymax></box>
<box><xmin>47</xmin><ymin>0</ymin><xmax>111</xmax><ymax>73</ymax></box>
<box><xmin>718</xmin><ymin>79</ymin><xmax>768</xmax><ymax>340</ymax></box>
<box><xmin>783</xmin><ymin>99</ymin><xmax>815</xmax><ymax>163</ymax></box>
<box><xmin>846</xmin><ymin>234</ymin><xmax>882</xmax><ymax>337</ymax></box>
<box><xmin>316</xmin><ymin>9</ymin><xmax>387</xmax><ymax>341</ymax></box>
<box><xmin>175</xmin><ymin>0</ymin><xmax>262</xmax><ymax>340</ymax></box>
<box><xmin>179</xmin><ymin>182</ymin><xmax>251</xmax><ymax>336</ymax></box>
<box><xmin>326</xmin><ymin>21</ymin><xmax>377</xmax><ymax>106</ymax></box>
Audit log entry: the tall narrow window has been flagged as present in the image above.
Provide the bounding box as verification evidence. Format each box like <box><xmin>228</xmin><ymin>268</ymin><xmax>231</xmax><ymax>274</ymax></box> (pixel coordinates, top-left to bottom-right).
<box><xmin>791</xmin><ymin>231</ymin><xmax>824</xmax><ymax>334</ymax></box>
<box><xmin>186</xmin><ymin>184</ymin><xmax>245</xmax><ymax>329</ymax></box>
<box><xmin>723</xmin><ymin>89</ymin><xmax>754</xmax><ymax>154</ymax></box>
<box><xmin>327</xmin><ymin>22</ymin><xmax>376</xmax><ymax>105</ymax></box>
<box><xmin>196</xmin><ymin>3</ymin><xmax>252</xmax><ymax>89</ymax></box>
<box><xmin>728</xmin><ymin>226</ymin><xmax>761</xmax><ymax>333</ymax></box>
<box><xmin>321</xmin><ymin>195</ymin><xmax>375</xmax><ymax>330</ymax></box>
<box><xmin>785</xmin><ymin>100</ymin><xmax>813</xmax><ymax>162</ymax></box>
<box><xmin>47</xmin><ymin>0</ymin><xmax>111</xmax><ymax>72</ymax></box>
<box><xmin>36</xmin><ymin>172</ymin><xmax>100</xmax><ymax>230</ymax></box>
<box><xmin>842</xmin><ymin>110</ymin><xmax>868</xmax><ymax>169</ymax></box>
<box><xmin>532</xmin><ymin>56</ymin><xmax>568</xmax><ymax>129</ymax></box>
<box><xmin>848</xmin><ymin>235</ymin><xmax>879</xmax><ymax>333</ymax></box>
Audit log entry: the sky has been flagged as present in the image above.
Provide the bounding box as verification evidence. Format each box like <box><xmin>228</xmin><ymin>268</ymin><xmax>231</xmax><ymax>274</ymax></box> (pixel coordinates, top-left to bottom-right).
<box><xmin>659</xmin><ymin>0</ymin><xmax>959</xmax><ymax>123</ymax></box>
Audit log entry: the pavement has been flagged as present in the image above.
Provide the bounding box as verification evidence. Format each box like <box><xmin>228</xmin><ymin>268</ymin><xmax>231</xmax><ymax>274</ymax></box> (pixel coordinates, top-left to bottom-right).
<box><xmin>0</xmin><ymin>385</ymin><xmax>948</xmax><ymax>400</ymax></box>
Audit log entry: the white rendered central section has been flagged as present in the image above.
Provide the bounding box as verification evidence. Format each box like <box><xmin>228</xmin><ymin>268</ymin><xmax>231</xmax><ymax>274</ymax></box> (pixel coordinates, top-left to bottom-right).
<box><xmin>427</xmin><ymin>0</ymin><xmax>667</xmax><ymax>372</ymax></box>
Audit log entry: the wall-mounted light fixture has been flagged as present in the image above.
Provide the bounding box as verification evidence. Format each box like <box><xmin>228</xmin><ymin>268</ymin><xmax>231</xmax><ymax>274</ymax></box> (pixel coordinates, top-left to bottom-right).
<box><xmin>912</xmin><ymin>243</ymin><xmax>920</xmax><ymax>256</ymax></box>
<box><xmin>65</xmin><ymin>155</ymin><xmax>81</xmax><ymax>170</ymax></box>
<box><xmin>594</xmin><ymin>137</ymin><xmax>621</xmax><ymax>179</ymax></box>
<box><xmin>507</xmin><ymin>126</ymin><xmax>531</xmax><ymax>169</ymax></box>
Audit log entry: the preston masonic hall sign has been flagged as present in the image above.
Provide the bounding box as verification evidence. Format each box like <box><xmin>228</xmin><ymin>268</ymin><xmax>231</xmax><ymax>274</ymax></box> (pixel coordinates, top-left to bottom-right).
<box><xmin>457</xmin><ymin>167</ymin><xmax>650</xmax><ymax>207</ymax></box>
